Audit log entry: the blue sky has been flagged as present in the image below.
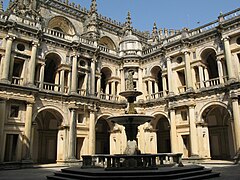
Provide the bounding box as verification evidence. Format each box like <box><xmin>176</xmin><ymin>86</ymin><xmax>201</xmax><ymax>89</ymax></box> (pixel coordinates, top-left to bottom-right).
<box><xmin>3</xmin><ymin>0</ymin><xmax>240</xmax><ymax>31</ymax></box>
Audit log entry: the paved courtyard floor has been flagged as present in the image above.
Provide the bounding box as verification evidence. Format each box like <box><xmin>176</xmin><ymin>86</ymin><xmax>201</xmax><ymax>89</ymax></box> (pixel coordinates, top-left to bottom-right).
<box><xmin>0</xmin><ymin>161</ymin><xmax>239</xmax><ymax>180</ymax></box>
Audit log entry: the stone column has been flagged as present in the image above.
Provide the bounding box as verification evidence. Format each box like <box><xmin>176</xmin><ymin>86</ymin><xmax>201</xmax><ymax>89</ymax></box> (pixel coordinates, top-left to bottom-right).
<box><xmin>90</xmin><ymin>56</ymin><xmax>96</xmax><ymax>96</ymax></box>
<box><xmin>166</xmin><ymin>57</ymin><xmax>174</xmax><ymax>95</ymax></box>
<box><xmin>162</xmin><ymin>75</ymin><xmax>167</xmax><ymax>96</ymax></box>
<box><xmin>60</xmin><ymin>69</ymin><xmax>65</xmax><ymax>93</ymax></box>
<box><xmin>120</xmin><ymin>69</ymin><xmax>125</xmax><ymax>92</ymax></box>
<box><xmin>28</xmin><ymin>42</ymin><xmax>38</xmax><ymax>86</ymax></box>
<box><xmin>231</xmin><ymin>93</ymin><xmax>240</xmax><ymax>150</ymax></box>
<box><xmin>39</xmin><ymin>64</ymin><xmax>45</xmax><ymax>89</ymax></box>
<box><xmin>154</xmin><ymin>82</ymin><xmax>158</xmax><ymax>93</ymax></box>
<box><xmin>204</xmin><ymin>68</ymin><xmax>209</xmax><ymax>87</ymax></box>
<box><xmin>198</xmin><ymin>66</ymin><xmax>204</xmax><ymax>88</ymax></box>
<box><xmin>148</xmin><ymin>80</ymin><xmax>152</xmax><ymax>98</ymax></box>
<box><xmin>68</xmin><ymin>108</ymin><xmax>77</xmax><ymax>160</ymax></box>
<box><xmin>54</xmin><ymin>71</ymin><xmax>60</xmax><ymax>91</ymax></box>
<box><xmin>106</xmin><ymin>83</ymin><xmax>109</xmax><ymax>95</ymax></box>
<box><xmin>189</xmin><ymin>105</ymin><xmax>199</xmax><ymax>157</ymax></box>
<box><xmin>70</xmin><ymin>55</ymin><xmax>78</xmax><ymax>93</ymax></box>
<box><xmin>170</xmin><ymin>108</ymin><xmax>178</xmax><ymax>153</ymax></box>
<box><xmin>217</xmin><ymin>58</ymin><xmax>224</xmax><ymax>84</ymax></box>
<box><xmin>1</xmin><ymin>36</ymin><xmax>14</xmax><ymax>82</ymax></box>
<box><xmin>223</xmin><ymin>37</ymin><xmax>235</xmax><ymax>80</ymax></box>
<box><xmin>184</xmin><ymin>51</ymin><xmax>193</xmax><ymax>91</ymax></box>
<box><xmin>23</xmin><ymin>103</ymin><xmax>33</xmax><ymax>160</ymax></box>
<box><xmin>67</xmin><ymin>71</ymin><xmax>71</xmax><ymax>93</ymax></box>
<box><xmin>96</xmin><ymin>77</ymin><xmax>101</xmax><ymax>97</ymax></box>
<box><xmin>0</xmin><ymin>100</ymin><xmax>6</xmax><ymax>162</ymax></box>
<box><xmin>89</xmin><ymin>111</ymin><xmax>96</xmax><ymax>155</ymax></box>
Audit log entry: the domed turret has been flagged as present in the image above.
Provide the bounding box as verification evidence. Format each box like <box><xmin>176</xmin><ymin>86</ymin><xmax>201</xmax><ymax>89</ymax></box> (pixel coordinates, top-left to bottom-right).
<box><xmin>119</xmin><ymin>12</ymin><xmax>142</xmax><ymax>57</ymax></box>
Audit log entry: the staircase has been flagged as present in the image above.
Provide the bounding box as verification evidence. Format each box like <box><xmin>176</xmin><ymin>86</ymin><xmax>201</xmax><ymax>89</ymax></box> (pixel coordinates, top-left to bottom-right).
<box><xmin>47</xmin><ymin>165</ymin><xmax>220</xmax><ymax>180</ymax></box>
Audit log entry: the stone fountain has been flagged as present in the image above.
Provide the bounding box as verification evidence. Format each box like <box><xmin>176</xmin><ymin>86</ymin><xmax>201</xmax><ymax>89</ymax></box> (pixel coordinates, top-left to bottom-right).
<box><xmin>107</xmin><ymin>71</ymin><xmax>154</xmax><ymax>156</ymax></box>
<box><xmin>47</xmin><ymin>71</ymin><xmax>220</xmax><ymax>179</ymax></box>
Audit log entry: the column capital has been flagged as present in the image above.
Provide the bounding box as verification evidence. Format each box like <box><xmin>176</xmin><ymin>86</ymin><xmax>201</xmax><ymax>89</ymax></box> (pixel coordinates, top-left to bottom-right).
<box><xmin>183</xmin><ymin>50</ymin><xmax>190</xmax><ymax>55</ymax></box>
<box><xmin>230</xmin><ymin>92</ymin><xmax>239</xmax><ymax>101</ymax></box>
<box><xmin>31</xmin><ymin>41</ymin><xmax>39</xmax><ymax>47</ymax></box>
<box><xmin>188</xmin><ymin>104</ymin><xmax>196</xmax><ymax>109</ymax></box>
<box><xmin>166</xmin><ymin>56</ymin><xmax>172</xmax><ymax>61</ymax></box>
<box><xmin>222</xmin><ymin>36</ymin><xmax>230</xmax><ymax>41</ymax></box>
<box><xmin>6</xmin><ymin>35</ymin><xmax>16</xmax><ymax>41</ymax></box>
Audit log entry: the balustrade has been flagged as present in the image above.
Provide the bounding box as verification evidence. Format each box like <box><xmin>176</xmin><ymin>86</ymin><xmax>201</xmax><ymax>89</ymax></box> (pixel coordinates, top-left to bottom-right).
<box><xmin>77</xmin><ymin>89</ymin><xmax>86</xmax><ymax>96</ymax></box>
<box><xmin>178</xmin><ymin>85</ymin><xmax>187</xmax><ymax>93</ymax></box>
<box><xmin>11</xmin><ymin>76</ymin><xmax>23</xmax><ymax>85</ymax></box>
<box><xmin>82</xmin><ymin>153</ymin><xmax>183</xmax><ymax>169</ymax></box>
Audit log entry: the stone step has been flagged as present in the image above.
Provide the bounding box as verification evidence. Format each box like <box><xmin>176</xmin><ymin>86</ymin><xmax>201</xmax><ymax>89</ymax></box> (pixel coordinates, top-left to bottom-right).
<box><xmin>47</xmin><ymin>165</ymin><xmax>220</xmax><ymax>180</ymax></box>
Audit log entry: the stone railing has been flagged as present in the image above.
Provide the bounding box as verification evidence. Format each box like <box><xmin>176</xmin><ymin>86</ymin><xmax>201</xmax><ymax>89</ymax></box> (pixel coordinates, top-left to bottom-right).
<box><xmin>189</xmin><ymin>20</ymin><xmax>219</xmax><ymax>36</ymax></box>
<box><xmin>77</xmin><ymin>89</ymin><xmax>86</xmax><ymax>96</ymax></box>
<box><xmin>98</xmin><ymin>45</ymin><xmax>117</xmax><ymax>55</ymax></box>
<box><xmin>11</xmin><ymin>76</ymin><xmax>23</xmax><ymax>85</ymax></box>
<box><xmin>195</xmin><ymin>76</ymin><xmax>228</xmax><ymax>89</ymax></box>
<box><xmin>100</xmin><ymin>93</ymin><xmax>119</xmax><ymax>101</ymax></box>
<box><xmin>82</xmin><ymin>153</ymin><xmax>183</xmax><ymax>169</ymax></box>
<box><xmin>43</xmin><ymin>28</ymin><xmax>94</xmax><ymax>46</ymax></box>
<box><xmin>43</xmin><ymin>82</ymin><xmax>61</xmax><ymax>92</ymax></box>
<box><xmin>221</xmin><ymin>7</ymin><xmax>240</xmax><ymax>21</ymax></box>
<box><xmin>178</xmin><ymin>85</ymin><xmax>187</xmax><ymax>93</ymax></box>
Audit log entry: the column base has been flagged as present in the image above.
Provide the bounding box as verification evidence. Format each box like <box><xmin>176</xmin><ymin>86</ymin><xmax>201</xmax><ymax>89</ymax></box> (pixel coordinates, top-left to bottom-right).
<box><xmin>0</xmin><ymin>79</ymin><xmax>10</xmax><ymax>84</ymax></box>
<box><xmin>186</xmin><ymin>87</ymin><xmax>194</xmax><ymax>93</ymax></box>
<box><xmin>227</xmin><ymin>78</ymin><xmax>238</xmax><ymax>84</ymax></box>
<box><xmin>64</xmin><ymin>158</ymin><xmax>81</xmax><ymax>166</ymax></box>
<box><xmin>168</xmin><ymin>92</ymin><xmax>175</xmax><ymax>97</ymax></box>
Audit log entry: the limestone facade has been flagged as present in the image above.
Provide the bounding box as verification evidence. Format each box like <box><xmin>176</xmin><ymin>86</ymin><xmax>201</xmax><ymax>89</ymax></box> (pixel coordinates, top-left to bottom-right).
<box><xmin>0</xmin><ymin>0</ymin><xmax>240</xmax><ymax>164</ymax></box>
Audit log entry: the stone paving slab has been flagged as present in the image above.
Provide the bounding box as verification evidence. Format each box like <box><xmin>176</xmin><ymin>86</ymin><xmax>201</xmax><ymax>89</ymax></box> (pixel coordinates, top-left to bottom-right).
<box><xmin>0</xmin><ymin>163</ymin><xmax>239</xmax><ymax>180</ymax></box>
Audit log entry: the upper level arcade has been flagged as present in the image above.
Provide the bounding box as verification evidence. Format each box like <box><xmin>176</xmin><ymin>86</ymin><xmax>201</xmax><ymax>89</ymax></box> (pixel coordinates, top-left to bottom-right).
<box><xmin>0</xmin><ymin>1</ymin><xmax>240</xmax><ymax>104</ymax></box>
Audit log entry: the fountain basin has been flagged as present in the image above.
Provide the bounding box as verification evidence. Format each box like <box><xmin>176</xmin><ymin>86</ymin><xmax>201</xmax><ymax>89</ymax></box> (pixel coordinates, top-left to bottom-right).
<box><xmin>107</xmin><ymin>114</ymin><xmax>154</xmax><ymax>125</ymax></box>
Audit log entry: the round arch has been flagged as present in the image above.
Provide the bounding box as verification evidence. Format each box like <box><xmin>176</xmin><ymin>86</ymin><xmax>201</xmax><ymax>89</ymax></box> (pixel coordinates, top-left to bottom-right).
<box><xmin>95</xmin><ymin>114</ymin><xmax>112</xmax><ymax>154</ymax></box>
<box><xmin>47</xmin><ymin>16</ymin><xmax>76</xmax><ymax>35</ymax></box>
<box><xmin>198</xmin><ymin>101</ymin><xmax>232</xmax><ymax>122</ymax></box>
<box><xmin>199</xmin><ymin>102</ymin><xmax>234</xmax><ymax>160</ymax></box>
<box><xmin>152</xmin><ymin>112</ymin><xmax>171</xmax><ymax>153</ymax></box>
<box><xmin>33</xmin><ymin>105</ymin><xmax>66</xmax><ymax>124</ymax></box>
<box><xmin>32</xmin><ymin>106</ymin><xmax>65</xmax><ymax>164</ymax></box>
<box><xmin>99</xmin><ymin>36</ymin><xmax>116</xmax><ymax>50</ymax></box>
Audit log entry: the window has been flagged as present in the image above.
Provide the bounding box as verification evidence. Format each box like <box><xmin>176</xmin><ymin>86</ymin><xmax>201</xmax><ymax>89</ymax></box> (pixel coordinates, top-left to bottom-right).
<box><xmin>79</xmin><ymin>60</ymin><xmax>86</xmax><ymax>67</ymax></box>
<box><xmin>10</xmin><ymin>105</ymin><xmax>19</xmax><ymax>118</ymax></box>
<box><xmin>77</xmin><ymin>113</ymin><xmax>84</xmax><ymax>124</ymax></box>
<box><xmin>176</xmin><ymin>57</ymin><xmax>183</xmax><ymax>64</ymax></box>
<box><xmin>17</xmin><ymin>43</ymin><xmax>25</xmax><ymax>51</ymax></box>
<box><xmin>181</xmin><ymin>110</ymin><xmax>188</xmax><ymax>121</ymax></box>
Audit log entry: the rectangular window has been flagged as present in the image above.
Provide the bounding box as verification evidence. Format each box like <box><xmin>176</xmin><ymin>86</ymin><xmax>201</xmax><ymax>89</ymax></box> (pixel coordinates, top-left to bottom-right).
<box><xmin>10</xmin><ymin>105</ymin><xmax>20</xmax><ymax>118</ymax></box>
<box><xmin>181</xmin><ymin>110</ymin><xmax>188</xmax><ymax>121</ymax></box>
<box><xmin>77</xmin><ymin>114</ymin><xmax>84</xmax><ymax>124</ymax></box>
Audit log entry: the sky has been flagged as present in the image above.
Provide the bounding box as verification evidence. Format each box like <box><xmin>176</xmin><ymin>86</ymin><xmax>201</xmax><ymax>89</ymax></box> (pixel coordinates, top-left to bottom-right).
<box><xmin>2</xmin><ymin>0</ymin><xmax>240</xmax><ymax>32</ymax></box>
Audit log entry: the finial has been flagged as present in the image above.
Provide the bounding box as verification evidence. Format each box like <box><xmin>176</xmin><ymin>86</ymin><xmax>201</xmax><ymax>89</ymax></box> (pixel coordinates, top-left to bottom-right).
<box><xmin>153</xmin><ymin>22</ymin><xmax>157</xmax><ymax>31</ymax></box>
<box><xmin>90</xmin><ymin>0</ymin><xmax>97</xmax><ymax>14</ymax></box>
<box><xmin>0</xmin><ymin>0</ymin><xmax>3</xmax><ymax>12</ymax></box>
<box><xmin>126</xmin><ymin>11</ymin><xmax>132</xmax><ymax>29</ymax></box>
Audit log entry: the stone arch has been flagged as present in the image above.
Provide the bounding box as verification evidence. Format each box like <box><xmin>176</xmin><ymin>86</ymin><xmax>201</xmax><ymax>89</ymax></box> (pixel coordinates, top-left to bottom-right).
<box><xmin>47</xmin><ymin>16</ymin><xmax>76</xmax><ymax>35</ymax></box>
<box><xmin>150</xmin><ymin>66</ymin><xmax>164</xmax><ymax>93</ymax></box>
<box><xmin>44</xmin><ymin>53</ymin><xmax>62</xmax><ymax>84</ymax></box>
<box><xmin>100</xmin><ymin>67</ymin><xmax>113</xmax><ymax>94</ymax></box>
<box><xmin>152</xmin><ymin>112</ymin><xmax>171</xmax><ymax>153</ymax></box>
<box><xmin>95</xmin><ymin>114</ymin><xmax>112</xmax><ymax>154</ymax></box>
<box><xmin>99</xmin><ymin>36</ymin><xmax>116</xmax><ymax>50</ymax></box>
<box><xmin>33</xmin><ymin>105</ymin><xmax>66</xmax><ymax>124</ymax></box>
<box><xmin>200</xmin><ymin>47</ymin><xmax>218</xmax><ymax>79</ymax></box>
<box><xmin>199</xmin><ymin>102</ymin><xmax>234</xmax><ymax>160</ymax></box>
<box><xmin>198</xmin><ymin>101</ymin><xmax>232</xmax><ymax>122</ymax></box>
<box><xmin>32</xmin><ymin>106</ymin><xmax>65</xmax><ymax>164</ymax></box>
